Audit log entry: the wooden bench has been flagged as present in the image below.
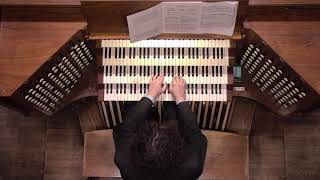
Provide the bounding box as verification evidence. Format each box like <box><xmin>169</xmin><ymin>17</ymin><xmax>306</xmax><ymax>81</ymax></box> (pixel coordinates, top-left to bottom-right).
<box><xmin>83</xmin><ymin>130</ymin><xmax>248</xmax><ymax>180</ymax></box>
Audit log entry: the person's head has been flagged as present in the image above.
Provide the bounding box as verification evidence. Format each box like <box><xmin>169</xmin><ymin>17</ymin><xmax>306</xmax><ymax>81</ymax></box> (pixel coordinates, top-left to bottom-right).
<box><xmin>131</xmin><ymin>119</ymin><xmax>185</xmax><ymax>174</ymax></box>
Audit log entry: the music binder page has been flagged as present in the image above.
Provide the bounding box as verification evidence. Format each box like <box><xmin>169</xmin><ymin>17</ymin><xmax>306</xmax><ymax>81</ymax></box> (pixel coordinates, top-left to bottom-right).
<box><xmin>127</xmin><ymin>1</ymin><xmax>238</xmax><ymax>42</ymax></box>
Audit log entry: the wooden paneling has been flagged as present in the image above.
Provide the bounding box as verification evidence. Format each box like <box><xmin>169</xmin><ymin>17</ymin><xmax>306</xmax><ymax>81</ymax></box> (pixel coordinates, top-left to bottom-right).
<box><xmin>45</xmin><ymin>106</ymin><xmax>86</xmax><ymax>180</ymax></box>
<box><xmin>0</xmin><ymin>6</ymin><xmax>86</xmax><ymax>96</ymax></box>
<box><xmin>284</xmin><ymin>108</ymin><xmax>320</xmax><ymax>179</ymax></box>
<box><xmin>249</xmin><ymin>105</ymin><xmax>286</xmax><ymax>180</ymax></box>
<box><xmin>200</xmin><ymin>131</ymin><xmax>249</xmax><ymax>180</ymax></box>
<box><xmin>245</xmin><ymin>21</ymin><xmax>320</xmax><ymax>94</ymax></box>
<box><xmin>0</xmin><ymin>104</ymin><xmax>46</xmax><ymax>179</ymax></box>
<box><xmin>83</xmin><ymin>130</ymin><xmax>120</xmax><ymax>177</ymax></box>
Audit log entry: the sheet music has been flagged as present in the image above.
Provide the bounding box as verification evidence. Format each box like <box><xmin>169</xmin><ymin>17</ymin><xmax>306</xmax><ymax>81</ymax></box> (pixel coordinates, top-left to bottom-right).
<box><xmin>127</xmin><ymin>1</ymin><xmax>238</xmax><ymax>42</ymax></box>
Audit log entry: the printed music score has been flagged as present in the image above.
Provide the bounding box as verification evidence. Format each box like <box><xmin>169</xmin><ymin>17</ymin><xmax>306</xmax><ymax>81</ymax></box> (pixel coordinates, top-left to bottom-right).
<box><xmin>127</xmin><ymin>1</ymin><xmax>239</xmax><ymax>42</ymax></box>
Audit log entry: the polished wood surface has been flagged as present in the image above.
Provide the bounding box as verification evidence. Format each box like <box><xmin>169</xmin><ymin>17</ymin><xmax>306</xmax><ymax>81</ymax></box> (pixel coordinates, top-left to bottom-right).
<box><xmin>83</xmin><ymin>130</ymin><xmax>120</xmax><ymax>178</ymax></box>
<box><xmin>82</xmin><ymin>129</ymin><xmax>248</xmax><ymax>179</ymax></box>
<box><xmin>0</xmin><ymin>6</ymin><xmax>86</xmax><ymax>96</ymax></box>
<box><xmin>245</xmin><ymin>21</ymin><xmax>320</xmax><ymax>94</ymax></box>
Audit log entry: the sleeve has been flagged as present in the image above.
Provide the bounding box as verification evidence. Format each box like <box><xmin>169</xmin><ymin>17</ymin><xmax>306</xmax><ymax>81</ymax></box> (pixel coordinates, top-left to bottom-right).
<box><xmin>176</xmin><ymin>101</ymin><xmax>201</xmax><ymax>141</ymax></box>
<box><xmin>114</xmin><ymin>97</ymin><xmax>153</xmax><ymax>179</ymax></box>
<box><xmin>118</xmin><ymin>97</ymin><xmax>154</xmax><ymax>135</ymax></box>
<box><xmin>171</xmin><ymin>133</ymin><xmax>208</xmax><ymax>180</ymax></box>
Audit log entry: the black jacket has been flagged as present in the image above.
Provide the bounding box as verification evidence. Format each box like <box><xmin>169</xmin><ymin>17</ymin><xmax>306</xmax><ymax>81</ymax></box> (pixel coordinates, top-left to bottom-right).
<box><xmin>113</xmin><ymin>97</ymin><xmax>207</xmax><ymax>180</ymax></box>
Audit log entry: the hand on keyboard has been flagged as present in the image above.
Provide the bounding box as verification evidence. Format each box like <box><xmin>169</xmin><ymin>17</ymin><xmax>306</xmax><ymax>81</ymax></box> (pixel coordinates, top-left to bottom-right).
<box><xmin>169</xmin><ymin>76</ymin><xmax>186</xmax><ymax>103</ymax></box>
<box><xmin>147</xmin><ymin>75</ymin><xmax>167</xmax><ymax>101</ymax></box>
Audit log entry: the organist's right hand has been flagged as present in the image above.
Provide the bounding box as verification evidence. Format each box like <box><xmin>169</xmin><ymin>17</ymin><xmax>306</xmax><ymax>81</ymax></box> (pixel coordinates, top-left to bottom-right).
<box><xmin>169</xmin><ymin>76</ymin><xmax>186</xmax><ymax>104</ymax></box>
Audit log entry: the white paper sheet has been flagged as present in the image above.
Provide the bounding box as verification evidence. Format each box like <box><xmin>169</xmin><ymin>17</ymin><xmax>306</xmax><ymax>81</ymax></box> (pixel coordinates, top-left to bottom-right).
<box><xmin>127</xmin><ymin>1</ymin><xmax>238</xmax><ymax>42</ymax></box>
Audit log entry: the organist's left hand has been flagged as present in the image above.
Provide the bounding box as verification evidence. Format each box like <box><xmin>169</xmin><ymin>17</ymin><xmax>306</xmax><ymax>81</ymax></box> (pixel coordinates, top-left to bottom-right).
<box><xmin>147</xmin><ymin>75</ymin><xmax>167</xmax><ymax>101</ymax></box>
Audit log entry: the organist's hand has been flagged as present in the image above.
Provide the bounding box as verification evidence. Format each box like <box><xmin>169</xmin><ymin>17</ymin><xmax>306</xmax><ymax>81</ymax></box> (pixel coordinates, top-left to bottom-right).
<box><xmin>147</xmin><ymin>75</ymin><xmax>167</xmax><ymax>101</ymax></box>
<box><xmin>169</xmin><ymin>76</ymin><xmax>186</xmax><ymax>103</ymax></box>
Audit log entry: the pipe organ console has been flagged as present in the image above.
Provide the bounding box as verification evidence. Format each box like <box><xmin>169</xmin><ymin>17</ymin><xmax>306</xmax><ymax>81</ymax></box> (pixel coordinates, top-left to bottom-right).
<box><xmin>2</xmin><ymin>0</ymin><xmax>319</xmax><ymax>122</ymax></box>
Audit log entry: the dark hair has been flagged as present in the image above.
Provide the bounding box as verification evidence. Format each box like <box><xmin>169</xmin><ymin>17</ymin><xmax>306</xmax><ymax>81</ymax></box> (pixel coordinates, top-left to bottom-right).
<box><xmin>131</xmin><ymin>119</ymin><xmax>185</xmax><ymax>174</ymax></box>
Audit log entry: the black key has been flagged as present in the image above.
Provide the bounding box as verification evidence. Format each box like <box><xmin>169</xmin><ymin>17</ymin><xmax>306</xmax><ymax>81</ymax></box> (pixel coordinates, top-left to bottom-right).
<box><xmin>116</xmin><ymin>84</ymin><xmax>119</xmax><ymax>93</ymax></box>
<box><xmin>164</xmin><ymin>48</ymin><xmax>166</xmax><ymax>59</ymax></box>
<box><xmin>133</xmin><ymin>66</ymin><xmax>136</xmax><ymax>76</ymax></box>
<box><xmin>182</xmin><ymin>66</ymin><xmax>185</xmax><ymax>75</ymax></box>
<box><xmin>148</xmin><ymin>66</ymin><xmax>150</xmax><ymax>76</ymax></box>
<box><xmin>144</xmin><ymin>84</ymin><xmax>147</xmax><ymax>94</ymax></box>
<box><xmin>108</xmin><ymin>47</ymin><xmax>112</xmax><ymax>59</ymax></box>
<box><xmin>118</xmin><ymin>48</ymin><xmax>122</xmax><ymax>58</ymax></box>
<box><xmin>154</xmin><ymin>66</ymin><xmax>156</xmax><ymax>75</ymax></box>
<box><xmin>178</xmin><ymin>48</ymin><xmax>181</xmax><ymax>59</ymax></box>
<box><xmin>123</xmin><ymin>48</ymin><xmax>125</xmax><ymax>58</ymax></box>
<box><xmin>192</xmin><ymin>48</ymin><xmax>195</xmax><ymax>59</ymax></box>
<box><xmin>157</xmin><ymin>48</ymin><xmax>160</xmax><ymax>59</ymax></box>
<box><xmin>120</xmin><ymin>84</ymin><xmax>123</xmax><ymax>93</ymax></box>
<box><xmin>133</xmin><ymin>48</ymin><xmax>136</xmax><ymax>58</ymax></box>
<box><xmin>216</xmin><ymin>66</ymin><xmax>219</xmax><ymax>77</ymax></box>
<box><xmin>191</xmin><ymin>84</ymin><xmax>194</xmax><ymax>94</ymax></box>
<box><xmin>212</xmin><ymin>66</ymin><xmax>215</xmax><ymax>77</ymax></box>
<box><xmin>202</xmin><ymin>66</ymin><xmax>205</xmax><ymax>76</ymax></box>
<box><xmin>167</xmin><ymin>48</ymin><xmax>170</xmax><ymax>58</ymax></box>
<box><xmin>211</xmin><ymin>84</ymin><xmax>214</xmax><ymax>94</ymax></box>
<box><xmin>119</xmin><ymin>66</ymin><xmax>122</xmax><ymax>76</ymax></box>
<box><xmin>105</xmin><ymin>66</ymin><xmax>108</xmax><ymax>76</ymax></box>
<box><xmin>143</xmin><ymin>48</ymin><xmax>146</xmax><ymax>58</ymax></box>
<box><xmin>154</xmin><ymin>48</ymin><xmax>156</xmax><ymax>58</ymax></box>
<box><xmin>182</xmin><ymin>48</ymin><xmax>185</xmax><ymax>59</ymax></box>
<box><xmin>188</xmin><ymin>48</ymin><xmax>191</xmax><ymax>59</ymax></box>
<box><xmin>133</xmin><ymin>84</ymin><xmax>136</xmax><ymax>94</ymax></box>
<box><xmin>195</xmin><ymin>84</ymin><xmax>198</xmax><ymax>94</ymax></box>
<box><xmin>130</xmin><ymin>84</ymin><xmax>133</xmax><ymax>93</ymax></box>
<box><xmin>171</xmin><ymin>66</ymin><xmax>174</xmax><ymax>76</ymax></box>
<box><xmin>205</xmin><ymin>84</ymin><xmax>208</xmax><ymax>94</ymax></box>
<box><xmin>213</xmin><ymin>48</ymin><xmax>216</xmax><ymax>59</ymax></box>
<box><xmin>187</xmin><ymin>84</ymin><xmax>190</xmax><ymax>93</ymax></box>
<box><xmin>192</xmin><ymin>66</ymin><xmax>199</xmax><ymax>76</ymax></box>
<box><xmin>206</xmin><ymin>48</ymin><xmax>209</xmax><ymax>59</ymax></box>
<box><xmin>139</xmin><ymin>48</ymin><xmax>142</xmax><ymax>58</ymax></box>
<box><xmin>221</xmin><ymin>48</ymin><xmax>223</xmax><ymax>59</ymax></box>
<box><xmin>140</xmin><ymin>84</ymin><xmax>143</xmax><ymax>93</ymax></box>
<box><xmin>219</xmin><ymin>84</ymin><xmax>221</xmax><ymax>94</ymax></box>
<box><xmin>147</xmin><ymin>48</ymin><xmax>150</xmax><ymax>58</ymax></box>
<box><xmin>171</xmin><ymin>48</ymin><xmax>174</xmax><ymax>59</ymax></box>
<box><xmin>144</xmin><ymin>66</ymin><xmax>146</xmax><ymax>76</ymax></box>
<box><xmin>215</xmin><ymin>84</ymin><xmax>218</xmax><ymax>94</ymax></box>
<box><xmin>178</xmin><ymin>66</ymin><xmax>180</xmax><ymax>75</ymax></box>
<box><xmin>220</xmin><ymin>66</ymin><xmax>223</xmax><ymax>77</ymax></box>
<box><xmin>110</xmin><ymin>84</ymin><xmax>113</xmax><ymax>93</ymax></box>
<box><xmin>140</xmin><ymin>66</ymin><xmax>143</xmax><ymax>76</ymax></box>
<box><xmin>158</xmin><ymin>66</ymin><xmax>160</xmax><ymax>74</ymax></box>
<box><xmin>129</xmin><ymin>66</ymin><xmax>132</xmax><ymax>76</ymax></box>
<box><xmin>123</xmin><ymin>66</ymin><xmax>126</xmax><ymax>76</ymax></box>
<box><xmin>202</xmin><ymin>48</ymin><xmax>205</xmax><ymax>59</ymax></box>
<box><xmin>217</xmin><ymin>48</ymin><xmax>220</xmax><ymax>59</ymax></box>
<box><xmin>206</xmin><ymin>66</ymin><xmax>208</xmax><ymax>77</ymax></box>
<box><xmin>129</xmin><ymin>48</ymin><xmax>132</xmax><ymax>59</ymax></box>
<box><xmin>124</xmin><ymin>84</ymin><xmax>126</xmax><ymax>93</ymax></box>
<box><xmin>109</xmin><ymin>66</ymin><xmax>112</xmax><ymax>76</ymax></box>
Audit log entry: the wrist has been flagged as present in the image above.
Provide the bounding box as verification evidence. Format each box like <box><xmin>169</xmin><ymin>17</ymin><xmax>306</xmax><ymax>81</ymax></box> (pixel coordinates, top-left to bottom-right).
<box><xmin>175</xmin><ymin>97</ymin><xmax>186</xmax><ymax>103</ymax></box>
